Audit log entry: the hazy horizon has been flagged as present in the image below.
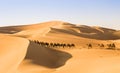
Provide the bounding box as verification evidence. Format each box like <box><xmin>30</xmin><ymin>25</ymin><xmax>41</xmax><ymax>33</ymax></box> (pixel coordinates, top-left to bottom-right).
<box><xmin>0</xmin><ymin>0</ymin><xmax>120</xmax><ymax>30</ymax></box>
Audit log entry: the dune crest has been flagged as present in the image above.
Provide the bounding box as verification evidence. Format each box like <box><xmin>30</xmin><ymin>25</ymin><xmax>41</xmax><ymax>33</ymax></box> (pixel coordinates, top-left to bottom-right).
<box><xmin>0</xmin><ymin>21</ymin><xmax>120</xmax><ymax>73</ymax></box>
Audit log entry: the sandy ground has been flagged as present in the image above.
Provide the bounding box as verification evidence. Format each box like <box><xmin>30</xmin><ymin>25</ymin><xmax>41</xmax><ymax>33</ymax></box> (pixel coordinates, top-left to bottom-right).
<box><xmin>0</xmin><ymin>34</ymin><xmax>29</xmax><ymax>73</ymax></box>
<box><xmin>53</xmin><ymin>49</ymin><xmax>120</xmax><ymax>73</ymax></box>
<box><xmin>0</xmin><ymin>21</ymin><xmax>120</xmax><ymax>73</ymax></box>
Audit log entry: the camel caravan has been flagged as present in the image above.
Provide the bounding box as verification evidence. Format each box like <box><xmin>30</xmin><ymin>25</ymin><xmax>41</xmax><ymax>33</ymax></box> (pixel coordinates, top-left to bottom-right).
<box><xmin>30</xmin><ymin>40</ymin><xmax>117</xmax><ymax>50</ymax></box>
<box><xmin>87</xmin><ymin>43</ymin><xmax>116</xmax><ymax>50</ymax></box>
<box><xmin>31</xmin><ymin>40</ymin><xmax>75</xmax><ymax>48</ymax></box>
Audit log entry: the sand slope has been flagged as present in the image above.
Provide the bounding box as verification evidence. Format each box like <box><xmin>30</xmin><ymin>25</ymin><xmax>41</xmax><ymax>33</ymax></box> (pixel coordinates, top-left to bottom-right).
<box><xmin>18</xmin><ymin>41</ymin><xmax>72</xmax><ymax>73</ymax></box>
<box><xmin>0</xmin><ymin>21</ymin><xmax>120</xmax><ymax>73</ymax></box>
<box><xmin>53</xmin><ymin>49</ymin><xmax>120</xmax><ymax>73</ymax></box>
<box><xmin>0</xmin><ymin>34</ymin><xmax>29</xmax><ymax>73</ymax></box>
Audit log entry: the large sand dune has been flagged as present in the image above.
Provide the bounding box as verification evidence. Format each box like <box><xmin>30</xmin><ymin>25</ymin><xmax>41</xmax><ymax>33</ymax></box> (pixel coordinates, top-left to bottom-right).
<box><xmin>0</xmin><ymin>34</ymin><xmax>29</xmax><ymax>73</ymax></box>
<box><xmin>0</xmin><ymin>21</ymin><xmax>120</xmax><ymax>73</ymax></box>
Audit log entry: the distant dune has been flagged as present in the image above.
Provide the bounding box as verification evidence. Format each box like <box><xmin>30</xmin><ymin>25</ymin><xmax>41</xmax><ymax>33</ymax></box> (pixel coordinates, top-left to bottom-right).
<box><xmin>0</xmin><ymin>21</ymin><xmax>120</xmax><ymax>73</ymax></box>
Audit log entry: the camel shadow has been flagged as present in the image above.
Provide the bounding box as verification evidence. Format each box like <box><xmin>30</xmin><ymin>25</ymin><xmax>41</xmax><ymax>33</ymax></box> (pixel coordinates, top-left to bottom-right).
<box><xmin>25</xmin><ymin>40</ymin><xmax>72</xmax><ymax>68</ymax></box>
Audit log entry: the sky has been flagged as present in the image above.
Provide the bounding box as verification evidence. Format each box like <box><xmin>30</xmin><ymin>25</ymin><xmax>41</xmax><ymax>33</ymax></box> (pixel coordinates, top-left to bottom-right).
<box><xmin>0</xmin><ymin>0</ymin><xmax>120</xmax><ymax>30</ymax></box>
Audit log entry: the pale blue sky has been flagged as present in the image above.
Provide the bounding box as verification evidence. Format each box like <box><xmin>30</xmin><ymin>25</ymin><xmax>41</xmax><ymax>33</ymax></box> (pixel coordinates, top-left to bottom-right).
<box><xmin>0</xmin><ymin>0</ymin><xmax>120</xmax><ymax>29</ymax></box>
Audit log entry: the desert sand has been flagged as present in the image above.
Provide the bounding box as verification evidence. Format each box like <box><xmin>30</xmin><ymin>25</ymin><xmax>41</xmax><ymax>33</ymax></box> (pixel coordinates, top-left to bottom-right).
<box><xmin>0</xmin><ymin>21</ymin><xmax>120</xmax><ymax>73</ymax></box>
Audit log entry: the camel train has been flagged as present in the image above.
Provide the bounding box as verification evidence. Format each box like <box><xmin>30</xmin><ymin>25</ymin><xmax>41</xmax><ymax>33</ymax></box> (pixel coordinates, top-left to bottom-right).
<box><xmin>87</xmin><ymin>43</ymin><xmax>116</xmax><ymax>50</ymax></box>
<box><xmin>30</xmin><ymin>40</ymin><xmax>116</xmax><ymax>50</ymax></box>
<box><xmin>31</xmin><ymin>40</ymin><xmax>75</xmax><ymax>48</ymax></box>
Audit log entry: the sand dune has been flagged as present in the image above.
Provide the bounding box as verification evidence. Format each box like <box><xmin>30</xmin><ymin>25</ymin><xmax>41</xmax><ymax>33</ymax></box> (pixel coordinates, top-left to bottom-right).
<box><xmin>18</xmin><ymin>40</ymin><xmax>72</xmax><ymax>73</ymax></box>
<box><xmin>53</xmin><ymin>49</ymin><xmax>120</xmax><ymax>73</ymax></box>
<box><xmin>25</xmin><ymin>40</ymin><xmax>72</xmax><ymax>68</ymax></box>
<box><xmin>0</xmin><ymin>21</ymin><xmax>119</xmax><ymax>40</ymax></box>
<box><xmin>0</xmin><ymin>34</ymin><xmax>29</xmax><ymax>73</ymax></box>
<box><xmin>0</xmin><ymin>21</ymin><xmax>120</xmax><ymax>73</ymax></box>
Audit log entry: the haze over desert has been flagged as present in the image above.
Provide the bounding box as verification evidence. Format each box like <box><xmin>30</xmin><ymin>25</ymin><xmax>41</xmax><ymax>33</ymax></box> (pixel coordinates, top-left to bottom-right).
<box><xmin>0</xmin><ymin>21</ymin><xmax>120</xmax><ymax>73</ymax></box>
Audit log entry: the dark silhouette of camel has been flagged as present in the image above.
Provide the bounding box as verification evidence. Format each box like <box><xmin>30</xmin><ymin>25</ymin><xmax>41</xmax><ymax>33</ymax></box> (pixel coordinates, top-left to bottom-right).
<box><xmin>98</xmin><ymin>44</ymin><xmax>104</xmax><ymax>48</ymax></box>
<box><xmin>107</xmin><ymin>43</ymin><xmax>116</xmax><ymax>50</ymax></box>
<box><xmin>87</xmin><ymin>44</ymin><xmax>92</xmax><ymax>49</ymax></box>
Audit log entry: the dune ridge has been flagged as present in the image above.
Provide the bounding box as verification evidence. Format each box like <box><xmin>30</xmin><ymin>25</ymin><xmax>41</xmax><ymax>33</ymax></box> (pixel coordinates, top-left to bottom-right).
<box><xmin>0</xmin><ymin>21</ymin><xmax>120</xmax><ymax>73</ymax></box>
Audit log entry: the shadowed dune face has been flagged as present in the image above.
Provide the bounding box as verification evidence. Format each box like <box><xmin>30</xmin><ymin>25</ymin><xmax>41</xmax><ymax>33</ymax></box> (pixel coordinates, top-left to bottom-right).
<box><xmin>113</xmin><ymin>31</ymin><xmax>120</xmax><ymax>37</ymax></box>
<box><xmin>0</xmin><ymin>26</ymin><xmax>21</xmax><ymax>34</ymax></box>
<box><xmin>25</xmin><ymin>40</ymin><xmax>72</xmax><ymax>68</ymax></box>
<box><xmin>48</xmin><ymin>26</ymin><xmax>120</xmax><ymax>40</ymax></box>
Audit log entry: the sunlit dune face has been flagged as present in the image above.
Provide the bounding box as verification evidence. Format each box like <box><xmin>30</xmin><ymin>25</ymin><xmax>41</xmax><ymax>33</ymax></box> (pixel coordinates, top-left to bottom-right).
<box><xmin>0</xmin><ymin>21</ymin><xmax>120</xmax><ymax>73</ymax></box>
